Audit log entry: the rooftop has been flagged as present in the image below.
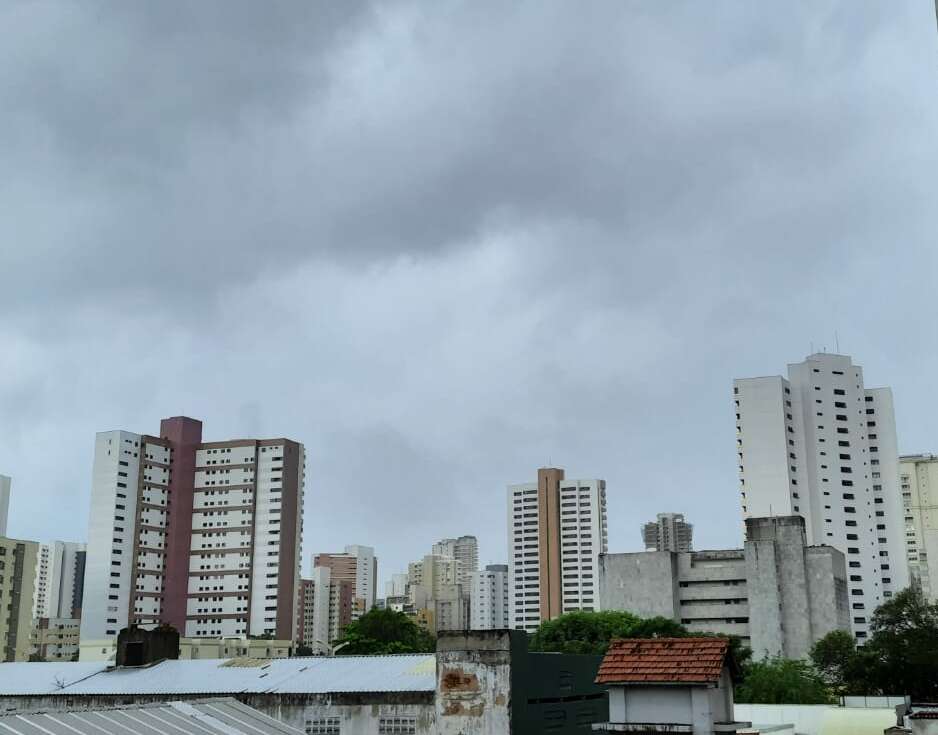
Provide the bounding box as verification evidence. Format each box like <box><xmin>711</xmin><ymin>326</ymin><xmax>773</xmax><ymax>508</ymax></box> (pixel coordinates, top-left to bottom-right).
<box><xmin>0</xmin><ymin>655</ymin><xmax>437</xmax><ymax>696</ymax></box>
<box><xmin>595</xmin><ymin>638</ymin><xmax>730</xmax><ymax>686</ymax></box>
<box><xmin>0</xmin><ymin>698</ymin><xmax>301</xmax><ymax>734</ymax></box>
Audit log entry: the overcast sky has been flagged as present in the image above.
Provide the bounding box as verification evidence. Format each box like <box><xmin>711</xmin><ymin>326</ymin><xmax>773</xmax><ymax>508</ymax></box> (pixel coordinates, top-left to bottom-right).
<box><xmin>1</xmin><ymin>1</ymin><xmax>936</xmax><ymax>589</ymax></box>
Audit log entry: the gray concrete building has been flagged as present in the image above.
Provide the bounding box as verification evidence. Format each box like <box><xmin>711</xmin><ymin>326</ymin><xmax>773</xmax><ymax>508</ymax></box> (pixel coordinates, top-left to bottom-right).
<box><xmin>600</xmin><ymin>515</ymin><xmax>850</xmax><ymax>659</ymax></box>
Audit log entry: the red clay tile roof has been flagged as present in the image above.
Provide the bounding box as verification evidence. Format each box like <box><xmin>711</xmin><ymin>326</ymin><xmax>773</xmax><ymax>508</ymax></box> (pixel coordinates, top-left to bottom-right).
<box><xmin>595</xmin><ymin>637</ymin><xmax>730</xmax><ymax>685</ymax></box>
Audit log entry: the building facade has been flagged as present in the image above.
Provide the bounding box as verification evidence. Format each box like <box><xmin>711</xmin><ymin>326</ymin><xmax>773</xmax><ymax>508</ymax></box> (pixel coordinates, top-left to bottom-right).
<box><xmin>0</xmin><ymin>537</ymin><xmax>38</xmax><ymax>661</ymax></box>
<box><xmin>313</xmin><ymin>545</ymin><xmax>377</xmax><ymax>619</ymax></box>
<box><xmin>297</xmin><ymin>568</ymin><xmax>355</xmax><ymax>652</ymax></box>
<box><xmin>469</xmin><ymin>564</ymin><xmax>509</xmax><ymax>630</ymax></box>
<box><xmin>734</xmin><ymin>353</ymin><xmax>907</xmax><ymax>641</ymax></box>
<box><xmin>432</xmin><ymin>536</ymin><xmax>479</xmax><ymax>587</ymax></box>
<box><xmin>406</xmin><ymin>554</ymin><xmax>469</xmax><ymax>635</ymax></box>
<box><xmin>80</xmin><ymin>417</ymin><xmax>305</xmax><ymax>659</ymax></box>
<box><xmin>507</xmin><ymin>468</ymin><xmax>608</xmax><ymax>633</ymax></box>
<box><xmin>30</xmin><ymin>618</ymin><xmax>80</xmax><ymax>662</ymax></box>
<box><xmin>642</xmin><ymin>513</ymin><xmax>693</xmax><ymax>552</ymax></box>
<box><xmin>899</xmin><ymin>455</ymin><xmax>938</xmax><ymax>601</ymax></box>
<box><xmin>600</xmin><ymin>516</ymin><xmax>851</xmax><ymax>659</ymax></box>
<box><xmin>33</xmin><ymin>541</ymin><xmax>86</xmax><ymax>620</ymax></box>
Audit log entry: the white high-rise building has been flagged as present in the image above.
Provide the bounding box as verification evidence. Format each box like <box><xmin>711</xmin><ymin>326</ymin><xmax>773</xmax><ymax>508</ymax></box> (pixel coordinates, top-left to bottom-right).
<box><xmin>80</xmin><ymin>417</ymin><xmax>305</xmax><ymax>660</ymax></box>
<box><xmin>469</xmin><ymin>564</ymin><xmax>509</xmax><ymax>630</ymax></box>
<box><xmin>735</xmin><ymin>353</ymin><xmax>907</xmax><ymax>642</ymax></box>
<box><xmin>898</xmin><ymin>455</ymin><xmax>938</xmax><ymax>601</ymax></box>
<box><xmin>313</xmin><ymin>545</ymin><xmax>377</xmax><ymax>617</ymax></box>
<box><xmin>432</xmin><ymin>536</ymin><xmax>479</xmax><ymax>587</ymax></box>
<box><xmin>507</xmin><ymin>468</ymin><xmax>608</xmax><ymax>633</ymax></box>
<box><xmin>33</xmin><ymin>541</ymin><xmax>86</xmax><ymax>620</ymax></box>
<box><xmin>385</xmin><ymin>573</ymin><xmax>408</xmax><ymax>599</ymax></box>
<box><xmin>0</xmin><ymin>475</ymin><xmax>10</xmax><ymax>537</ymax></box>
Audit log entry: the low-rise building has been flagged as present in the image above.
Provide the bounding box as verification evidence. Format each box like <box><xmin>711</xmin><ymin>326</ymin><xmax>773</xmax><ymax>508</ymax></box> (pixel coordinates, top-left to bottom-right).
<box><xmin>31</xmin><ymin>617</ymin><xmax>80</xmax><ymax>661</ymax></box>
<box><xmin>600</xmin><ymin>516</ymin><xmax>850</xmax><ymax>659</ymax></box>
<box><xmin>0</xmin><ymin>630</ymin><xmax>608</xmax><ymax>735</ymax></box>
<box><xmin>593</xmin><ymin>637</ymin><xmax>749</xmax><ymax>734</ymax></box>
<box><xmin>179</xmin><ymin>637</ymin><xmax>292</xmax><ymax>660</ymax></box>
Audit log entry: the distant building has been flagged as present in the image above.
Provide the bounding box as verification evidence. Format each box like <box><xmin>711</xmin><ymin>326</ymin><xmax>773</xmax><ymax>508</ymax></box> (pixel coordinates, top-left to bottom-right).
<box><xmin>600</xmin><ymin>515</ymin><xmax>851</xmax><ymax>659</ymax></box>
<box><xmin>30</xmin><ymin>618</ymin><xmax>79</xmax><ymax>662</ymax></box>
<box><xmin>899</xmin><ymin>455</ymin><xmax>938</xmax><ymax>602</ymax></box>
<box><xmin>507</xmin><ymin>468</ymin><xmax>608</xmax><ymax>632</ymax></box>
<box><xmin>469</xmin><ymin>564</ymin><xmax>509</xmax><ymax>630</ymax></box>
<box><xmin>407</xmin><ymin>554</ymin><xmax>468</xmax><ymax>635</ymax></box>
<box><xmin>296</xmin><ymin>568</ymin><xmax>354</xmax><ymax>652</ymax></box>
<box><xmin>313</xmin><ymin>545</ymin><xmax>377</xmax><ymax>618</ymax></box>
<box><xmin>385</xmin><ymin>572</ymin><xmax>408</xmax><ymax>599</ymax></box>
<box><xmin>80</xmin><ymin>417</ymin><xmax>305</xmax><ymax>661</ymax></box>
<box><xmin>643</xmin><ymin>512</ymin><xmax>693</xmax><ymax>552</ymax></box>
<box><xmin>734</xmin><ymin>353</ymin><xmax>907</xmax><ymax>642</ymax></box>
<box><xmin>594</xmin><ymin>637</ymin><xmax>749</xmax><ymax>735</ymax></box>
<box><xmin>33</xmin><ymin>541</ymin><xmax>85</xmax><ymax>620</ymax></box>
<box><xmin>178</xmin><ymin>637</ymin><xmax>292</xmax><ymax>660</ymax></box>
<box><xmin>0</xmin><ymin>476</ymin><xmax>9</xmax><ymax>537</ymax></box>
<box><xmin>0</xmin><ymin>537</ymin><xmax>38</xmax><ymax>661</ymax></box>
<box><xmin>432</xmin><ymin>536</ymin><xmax>478</xmax><ymax>587</ymax></box>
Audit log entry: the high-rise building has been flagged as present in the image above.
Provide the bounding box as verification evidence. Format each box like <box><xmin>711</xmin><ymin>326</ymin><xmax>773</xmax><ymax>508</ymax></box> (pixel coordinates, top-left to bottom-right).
<box><xmin>642</xmin><ymin>513</ymin><xmax>693</xmax><ymax>552</ymax></box>
<box><xmin>734</xmin><ymin>353</ymin><xmax>907</xmax><ymax>642</ymax></box>
<box><xmin>0</xmin><ymin>536</ymin><xmax>38</xmax><ymax>661</ymax></box>
<box><xmin>296</xmin><ymin>568</ymin><xmax>354</xmax><ymax>652</ymax></box>
<box><xmin>405</xmin><ymin>553</ymin><xmax>469</xmax><ymax>634</ymax></box>
<box><xmin>432</xmin><ymin>536</ymin><xmax>479</xmax><ymax>587</ymax></box>
<box><xmin>385</xmin><ymin>572</ymin><xmax>408</xmax><ymax>599</ymax></box>
<box><xmin>33</xmin><ymin>541</ymin><xmax>86</xmax><ymax>620</ymax></box>
<box><xmin>898</xmin><ymin>455</ymin><xmax>938</xmax><ymax>601</ymax></box>
<box><xmin>313</xmin><ymin>545</ymin><xmax>377</xmax><ymax>618</ymax></box>
<box><xmin>507</xmin><ymin>468</ymin><xmax>608</xmax><ymax>633</ymax></box>
<box><xmin>0</xmin><ymin>476</ymin><xmax>10</xmax><ymax>537</ymax></box>
<box><xmin>469</xmin><ymin>564</ymin><xmax>509</xmax><ymax>630</ymax></box>
<box><xmin>79</xmin><ymin>417</ymin><xmax>305</xmax><ymax>659</ymax></box>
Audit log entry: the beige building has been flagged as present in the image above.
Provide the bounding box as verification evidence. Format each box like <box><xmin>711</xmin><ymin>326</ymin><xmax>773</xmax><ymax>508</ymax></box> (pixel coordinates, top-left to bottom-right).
<box><xmin>178</xmin><ymin>636</ymin><xmax>292</xmax><ymax>659</ymax></box>
<box><xmin>406</xmin><ymin>554</ymin><xmax>469</xmax><ymax>635</ymax></box>
<box><xmin>0</xmin><ymin>537</ymin><xmax>38</xmax><ymax>662</ymax></box>
<box><xmin>313</xmin><ymin>545</ymin><xmax>377</xmax><ymax>620</ymax></box>
<box><xmin>900</xmin><ymin>455</ymin><xmax>938</xmax><ymax>601</ymax></box>
<box><xmin>31</xmin><ymin>618</ymin><xmax>80</xmax><ymax>661</ymax></box>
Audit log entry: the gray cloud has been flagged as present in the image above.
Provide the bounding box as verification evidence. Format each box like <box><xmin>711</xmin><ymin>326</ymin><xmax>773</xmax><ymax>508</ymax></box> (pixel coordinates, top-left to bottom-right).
<box><xmin>1</xmin><ymin>1</ymin><xmax>936</xmax><ymax>584</ymax></box>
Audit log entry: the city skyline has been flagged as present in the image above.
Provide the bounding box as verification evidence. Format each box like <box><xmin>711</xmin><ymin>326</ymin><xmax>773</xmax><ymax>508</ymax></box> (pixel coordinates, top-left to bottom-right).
<box><xmin>1</xmin><ymin>2</ymin><xmax>937</xmax><ymax>598</ymax></box>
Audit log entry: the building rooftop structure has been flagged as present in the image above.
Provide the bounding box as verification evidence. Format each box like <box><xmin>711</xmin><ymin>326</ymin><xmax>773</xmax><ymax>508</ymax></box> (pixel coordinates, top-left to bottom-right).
<box><xmin>0</xmin><ymin>655</ymin><xmax>437</xmax><ymax>697</ymax></box>
<box><xmin>0</xmin><ymin>698</ymin><xmax>301</xmax><ymax>735</ymax></box>
<box><xmin>595</xmin><ymin>638</ymin><xmax>733</xmax><ymax>685</ymax></box>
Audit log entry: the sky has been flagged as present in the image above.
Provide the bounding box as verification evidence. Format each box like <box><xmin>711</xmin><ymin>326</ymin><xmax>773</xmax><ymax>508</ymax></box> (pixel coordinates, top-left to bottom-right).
<box><xmin>1</xmin><ymin>1</ymin><xmax>937</xmax><ymax>591</ymax></box>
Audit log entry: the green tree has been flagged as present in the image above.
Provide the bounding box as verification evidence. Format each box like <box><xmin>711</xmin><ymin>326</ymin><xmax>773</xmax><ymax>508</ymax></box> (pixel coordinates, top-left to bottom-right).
<box><xmin>529</xmin><ymin>611</ymin><xmax>688</xmax><ymax>655</ymax></box>
<box><xmin>863</xmin><ymin>587</ymin><xmax>938</xmax><ymax>700</ymax></box>
<box><xmin>810</xmin><ymin>630</ymin><xmax>857</xmax><ymax>693</ymax></box>
<box><xmin>333</xmin><ymin>608</ymin><xmax>435</xmax><ymax>655</ymax></box>
<box><xmin>734</xmin><ymin>656</ymin><xmax>834</xmax><ymax>704</ymax></box>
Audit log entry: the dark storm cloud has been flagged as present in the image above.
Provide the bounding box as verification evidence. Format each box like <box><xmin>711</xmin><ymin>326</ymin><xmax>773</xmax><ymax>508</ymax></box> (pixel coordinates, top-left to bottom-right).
<box><xmin>0</xmin><ymin>1</ymin><xmax>936</xmax><ymax>583</ymax></box>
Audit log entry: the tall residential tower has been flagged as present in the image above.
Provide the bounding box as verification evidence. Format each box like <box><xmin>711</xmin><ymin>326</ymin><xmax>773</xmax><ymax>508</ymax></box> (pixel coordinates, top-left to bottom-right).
<box><xmin>507</xmin><ymin>468</ymin><xmax>608</xmax><ymax>633</ymax></box>
<box><xmin>642</xmin><ymin>513</ymin><xmax>693</xmax><ymax>552</ymax></box>
<box><xmin>80</xmin><ymin>417</ymin><xmax>305</xmax><ymax>659</ymax></box>
<box><xmin>898</xmin><ymin>455</ymin><xmax>938</xmax><ymax>601</ymax></box>
<box><xmin>734</xmin><ymin>353</ymin><xmax>906</xmax><ymax>641</ymax></box>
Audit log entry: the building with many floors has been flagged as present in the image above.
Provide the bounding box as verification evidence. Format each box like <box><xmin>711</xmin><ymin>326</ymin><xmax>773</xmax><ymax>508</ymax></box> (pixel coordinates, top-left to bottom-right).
<box><xmin>0</xmin><ymin>536</ymin><xmax>38</xmax><ymax>661</ymax></box>
<box><xmin>507</xmin><ymin>467</ymin><xmax>608</xmax><ymax>633</ymax></box>
<box><xmin>431</xmin><ymin>536</ymin><xmax>478</xmax><ymax>587</ymax></box>
<box><xmin>642</xmin><ymin>513</ymin><xmax>693</xmax><ymax>552</ymax></box>
<box><xmin>469</xmin><ymin>564</ymin><xmax>509</xmax><ymax>630</ymax></box>
<box><xmin>734</xmin><ymin>353</ymin><xmax>907</xmax><ymax>642</ymax></box>
<box><xmin>899</xmin><ymin>454</ymin><xmax>938</xmax><ymax>601</ymax></box>
<box><xmin>313</xmin><ymin>545</ymin><xmax>377</xmax><ymax>619</ymax></box>
<box><xmin>33</xmin><ymin>541</ymin><xmax>85</xmax><ymax>620</ymax></box>
<box><xmin>296</xmin><ymin>567</ymin><xmax>355</xmax><ymax>652</ymax></box>
<box><xmin>30</xmin><ymin>617</ymin><xmax>80</xmax><ymax>662</ymax></box>
<box><xmin>79</xmin><ymin>416</ymin><xmax>305</xmax><ymax>660</ymax></box>
<box><xmin>601</xmin><ymin>515</ymin><xmax>851</xmax><ymax>659</ymax></box>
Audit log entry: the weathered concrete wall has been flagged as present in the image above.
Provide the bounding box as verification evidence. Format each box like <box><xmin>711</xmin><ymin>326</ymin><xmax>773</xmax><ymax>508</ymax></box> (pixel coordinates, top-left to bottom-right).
<box><xmin>435</xmin><ymin>631</ymin><xmax>512</xmax><ymax>734</ymax></box>
<box><xmin>806</xmin><ymin>546</ymin><xmax>851</xmax><ymax>639</ymax></box>
<box><xmin>599</xmin><ymin>551</ymin><xmax>679</xmax><ymax>619</ymax></box>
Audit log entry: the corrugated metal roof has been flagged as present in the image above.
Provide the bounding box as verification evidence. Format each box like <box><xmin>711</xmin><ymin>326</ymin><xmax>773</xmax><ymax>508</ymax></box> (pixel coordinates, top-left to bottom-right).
<box><xmin>0</xmin><ymin>655</ymin><xmax>436</xmax><ymax>696</ymax></box>
<box><xmin>0</xmin><ymin>698</ymin><xmax>302</xmax><ymax>734</ymax></box>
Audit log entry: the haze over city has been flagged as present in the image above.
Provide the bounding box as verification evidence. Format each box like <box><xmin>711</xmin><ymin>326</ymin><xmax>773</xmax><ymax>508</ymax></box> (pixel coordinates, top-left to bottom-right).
<box><xmin>1</xmin><ymin>1</ymin><xmax>937</xmax><ymax>592</ymax></box>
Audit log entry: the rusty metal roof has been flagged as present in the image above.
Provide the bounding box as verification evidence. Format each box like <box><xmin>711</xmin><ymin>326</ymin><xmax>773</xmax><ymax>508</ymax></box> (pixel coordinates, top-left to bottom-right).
<box><xmin>595</xmin><ymin>638</ymin><xmax>730</xmax><ymax>685</ymax></box>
